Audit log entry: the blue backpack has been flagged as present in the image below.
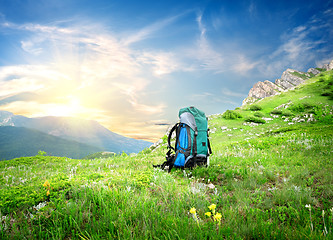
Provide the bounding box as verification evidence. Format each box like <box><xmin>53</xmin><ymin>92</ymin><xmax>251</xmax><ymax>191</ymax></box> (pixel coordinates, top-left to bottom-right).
<box><xmin>156</xmin><ymin>107</ymin><xmax>212</xmax><ymax>172</ymax></box>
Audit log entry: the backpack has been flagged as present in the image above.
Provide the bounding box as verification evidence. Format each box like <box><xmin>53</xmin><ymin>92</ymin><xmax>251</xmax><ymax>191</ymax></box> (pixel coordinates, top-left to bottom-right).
<box><xmin>155</xmin><ymin>106</ymin><xmax>212</xmax><ymax>172</ymax></box>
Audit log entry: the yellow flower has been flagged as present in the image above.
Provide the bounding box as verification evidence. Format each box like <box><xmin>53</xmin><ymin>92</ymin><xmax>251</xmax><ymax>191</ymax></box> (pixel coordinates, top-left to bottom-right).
<box><xmin>46</xmin><ymin>190</ymin><xmax>50</xmax><ymax>196</ymax></box>
<box><xmin>43</xmin><ymin>180</ymin><xmax>50</xmax><ymax>188</ymax></box>
<box><xmin>190</xmin><ymin>207</ymin><xmax>196</xmax><ymax>214</ymax></box>
<box><xmin>213</xmin><ymin>212</ymin><xmax>222</xmax><ymax>222</ymax></box>
<box><xmin>208</xmin><ymin>204</ymin><xmax>216</xmax><ymax>210</ymax></box>
<box><xmin>205</xmin><ymin>212</ymin><xmax>212</xmax><ymax>217</ymax></box>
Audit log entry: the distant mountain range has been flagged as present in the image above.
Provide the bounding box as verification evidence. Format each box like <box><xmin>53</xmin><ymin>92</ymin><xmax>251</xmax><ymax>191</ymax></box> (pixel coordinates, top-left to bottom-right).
<box><xmin>0</xmin><ymin>126</ymin><xmax>102</xmax><ymax>160</ymax></box>
<box><xmin>0</xmin><ymin>111</ymin><xmax>152</xmax><ymax>160</ymax></box>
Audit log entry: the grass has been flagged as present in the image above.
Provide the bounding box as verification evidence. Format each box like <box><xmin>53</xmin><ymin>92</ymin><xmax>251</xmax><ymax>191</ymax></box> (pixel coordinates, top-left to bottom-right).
<box><xmin>0</xmin><ymin>70</ymin><xmax>333</xmax><ymax>239</ymax></box>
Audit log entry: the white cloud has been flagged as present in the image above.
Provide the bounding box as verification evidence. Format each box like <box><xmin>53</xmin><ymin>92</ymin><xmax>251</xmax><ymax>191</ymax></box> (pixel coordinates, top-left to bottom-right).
<box><xmin>21</xmin><ymin>40</ymin><xmax>43</xmax><ymax>55</ymax></box>
<box><xmin>187</xmin><ymin>12</ymin><xmax>258</xmax><ymax>75</ymax></box>
<box><xmin>121</xmin><ymin>13</ymin><xmax>186</xmax><ymax>46</ymax></box>
<box><xmin>248</xmin><ymin>1</ymin><xmax>257</xmax><ymax>17</ymax></box>
<box><xmin>190</xmin><ymin>92</ymin><xmax>214</xmax><ymax>100</ymax></box>
<box><xmin>189</xmin><ymin>92</ymin><xmax>238</xmax><ymax>106</ymax></box>
<box><xmin>221</xmin><ymin>88</ymin><xmax>247</xmax><ymax>98</ymax></box>
<box><xmin>272</xmin><ymin>30</ymin><xmax>313</xmax><ymax>62</ymax></box>
<box><xmin>294</xmin><ymin>25</ymin><xmax>306</xmax><ymax>33</ymax></box>
<box><xmin>192</xmin><ymin>13</ymin><xmax>225</xmax><ymax>73</ymax></box>
<box><xmin>0</xmin><ymin>19</ymin><xmax>173</xmax><ymax>140</ymax></box>
<box><xmin>0</xmin><ymin>65</ymin><xmax>66</xmax><ymax>97</ymax></box>
<box><xmin>231</xmin><ymin>55</ymin><xmax>258</xmax><ymax>74</ymax></box>
<box><xmin>256</xmin><ymin>8</ymin><xmax>333</xmax><ymax>77</ymax></box>
<box><xmin>128</xmin><ymin>98</ymin><xmax>166</xmax><ymax>114</ymax></box>
<box><xmin>137</xmin><ymin>51</ymin><xmax>183</xmax><ymax>76</ymax></box>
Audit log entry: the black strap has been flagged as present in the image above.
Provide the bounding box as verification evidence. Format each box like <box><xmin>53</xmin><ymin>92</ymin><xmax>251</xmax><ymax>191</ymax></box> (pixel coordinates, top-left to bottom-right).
<box><xmin>193</xmin><ymin>127</ymin><xmax>198</xmax><ymax>157</ymax></box>
<box><xmin>167</xmin><ymin>123</ymin><xmax>179</xmax><ymax>152</ymax></box>
<box><xmin>207</xmin><ymin>138</ymin><xmax>212</xmax><ymax>156</ymax></box>
<box><xmin>207</xmin><ymin>129</ymin><xmax>212</xmax><ymax>156</ymax></box>
<box><xmin>153</xmin><ymin>153</ymin><xmax>174</xmax><ymax>171</ymax></box>
<box><xmin>156</xmin><ymin>122</ymin><xmax>181</xmax><ymax>173</ymax></box>
<box><xmin>168</xmin><ymin>153</ymin><xmax>176</xmax><ymax>172</ymax></box>
<box><xmin>174</xmin><ymin>123</ymin><xmax>181</xmax><ymax>151</ymax></box>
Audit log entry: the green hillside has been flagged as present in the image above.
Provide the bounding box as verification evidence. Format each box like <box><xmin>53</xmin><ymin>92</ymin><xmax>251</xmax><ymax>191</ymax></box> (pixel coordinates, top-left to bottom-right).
<box><xmin>0</xmin><ymin>126</ymin><xmax>102</xmax><ymax>160</ymax></box>
<box><xmin>0</xmin><ymin>71</ymin><xmax>332</xmax><ymax>239</ymax></box>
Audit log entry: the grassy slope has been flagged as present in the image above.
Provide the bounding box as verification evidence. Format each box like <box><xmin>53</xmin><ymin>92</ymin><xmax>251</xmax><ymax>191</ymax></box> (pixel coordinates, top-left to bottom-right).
<box><xmin>0</xmin><ymin>71</ymin><xmax>332</xmax><ymax>239</ymax></box>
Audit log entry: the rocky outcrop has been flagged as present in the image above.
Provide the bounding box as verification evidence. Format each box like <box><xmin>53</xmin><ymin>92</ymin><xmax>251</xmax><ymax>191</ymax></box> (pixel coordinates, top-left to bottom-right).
<box><xmin>322</xmin><ymin>59</ymin><xmax>333</xmax><ymax>71</ymax></box>
<box><xmin>242</xmin><ymin>81</ymin><xmax>283</xmax><ymax>105</ymax></box>
<box><xmin>307</xmin><ymin>68</ymin><xmax>321</xmax><ymax>75</ymax></box>
<box><xmin>275</xmin><ymin>69</ymin><xmax>309</xmax><ymax>90</ymax></box>
<box><xmin>242</xmin><ymin>68</ymin><xmax>308</xmax><ymax>105</ymax></box>
<box><xmin>242</xmin><ymin>60</ymin><xmax>332</xmax><ymax>106</ymax></box>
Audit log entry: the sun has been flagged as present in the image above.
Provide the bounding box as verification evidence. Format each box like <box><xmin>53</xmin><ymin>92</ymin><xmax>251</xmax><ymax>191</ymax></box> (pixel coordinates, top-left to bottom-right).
<box><xmin>46</xmin><ymin>96</ymin><xmax>82</xmax><ymax>117</ymax></box>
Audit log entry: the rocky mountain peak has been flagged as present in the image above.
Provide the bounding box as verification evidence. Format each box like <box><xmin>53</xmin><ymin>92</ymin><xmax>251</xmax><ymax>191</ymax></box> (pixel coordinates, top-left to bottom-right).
<box><xmin>322</xmin><ymin>59</ymin><xmax>333</xmax><ymax>71</ymax></box>
<box><xmin>242</xmin><ymin>80</ymin><xmax>283</xmax><ymax>105</ymax></box>
<box><xmin>242</xmin><ymin>59</ymin><xmax>333</xmax><ymax>106</ymax></box>
<box><xmin>276</xmin><ymin>68</ymin><xmax>309</xmax><ymax>90</ymax></box>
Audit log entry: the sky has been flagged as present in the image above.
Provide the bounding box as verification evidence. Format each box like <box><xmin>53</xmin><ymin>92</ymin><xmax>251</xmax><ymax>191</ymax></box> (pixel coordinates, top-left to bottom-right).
<box><xmin>0</xmin><ymin>0</ymin><xmax>332</xmax><ymax>142</ymax></box>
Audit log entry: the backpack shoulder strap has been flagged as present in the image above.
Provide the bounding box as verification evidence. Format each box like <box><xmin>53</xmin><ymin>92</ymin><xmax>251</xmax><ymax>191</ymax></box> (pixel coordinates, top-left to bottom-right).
<box><xmin>153</xmin><ymin>123</ymin><xmax>180</xmax><ymax>171</ymax></box>
<box><xmin>167</xmin><ymin>123</ymin><xmax>179</xmax><ymax>152</ymax></box>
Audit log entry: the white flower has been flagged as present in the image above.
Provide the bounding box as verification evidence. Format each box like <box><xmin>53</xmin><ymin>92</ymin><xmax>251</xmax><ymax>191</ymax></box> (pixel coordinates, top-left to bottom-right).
<box><xmin>34</xmin><ymin>201</ymin><xmax>47</xmax><ymax>211</ymax></box>
<box><xmin>305</xmin><ymin>204</ymin><xmax>311</xmax><ymax>209</ymax></box>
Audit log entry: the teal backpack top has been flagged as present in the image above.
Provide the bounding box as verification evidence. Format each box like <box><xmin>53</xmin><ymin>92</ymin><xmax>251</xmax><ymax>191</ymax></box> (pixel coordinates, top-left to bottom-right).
<box><xmin>155</xmin><ymin>106</ymin><xmax>212</xmax><ymax>172</ymax></box>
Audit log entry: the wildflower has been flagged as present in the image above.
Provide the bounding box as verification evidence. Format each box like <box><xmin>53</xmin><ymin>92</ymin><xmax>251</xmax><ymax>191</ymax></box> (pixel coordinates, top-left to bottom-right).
<box><xmin>46</xmin><ymin>190</ymin><xmax>50</xmax><ymax>196</ymax></box>
<box><xmin>34</xmin><ymin>201</ymin><xmax>47</xmax><ymax>211</ymax></box>
<box><xmin>190</xmin><ymin>207</ymin><xmax>196</xmax><ymax>214</ymax></box>
<box><xmin>305</xmin><ymin>204</ymin><xmax>313</xmax><ymax>231</ymax></box>
<box><xmin>205</xmin><ymin>212</ymin><xmax>212</xmax><ymax>217</ymax></box>
<box><xmin>322</xmin><ymin>210</ymin><xmax>328</xmax><ymax>236</ymax></box>
<box><xmin>213</xmin><ymin>212</ymin><xmax>222</xmax><ymax>222</ymax></box>
<box><xmin>43</xmin><ymin>180</ymin><xmax>50</xmax><ymax>188</ymax></box>
<box><xmin>208</xmin><ymin>204</ymin><xmax>216</xmax><ymax>211</ymax></box>
<box><xmin>189</xmin><ymin>207</ymin><xmax>200</xmax><ymax>228</ymax></box>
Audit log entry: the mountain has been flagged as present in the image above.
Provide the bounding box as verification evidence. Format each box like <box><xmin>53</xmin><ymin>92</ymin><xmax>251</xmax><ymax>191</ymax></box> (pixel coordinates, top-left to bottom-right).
<box><xmin>0</xmin><ymin>126</ymin><xmax>102</xmax><ymax>160</ymax></box>
<box><xmin>0</xmin><ymin>112</ymin><xmax>152</xmax><ymax>155</ymax></box>
<box><xmin>242</xmin><ymin>59</ymin><xmax>333</xmax><ymax>105</ymax></box>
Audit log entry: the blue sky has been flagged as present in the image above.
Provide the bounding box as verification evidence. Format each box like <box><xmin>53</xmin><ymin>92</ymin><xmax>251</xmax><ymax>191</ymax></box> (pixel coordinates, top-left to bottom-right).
<box><xmin>0</xmin><ymin>0</ymin><xmax>332</xmax><ymax>141</ymax></box>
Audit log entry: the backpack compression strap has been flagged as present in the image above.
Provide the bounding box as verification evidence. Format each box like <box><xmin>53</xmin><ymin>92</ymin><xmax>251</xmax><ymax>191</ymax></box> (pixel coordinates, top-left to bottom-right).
<box><xmin>193</xmin><ymin>128</ymin><xmax>198</xmax><ymax>157</ymax></box>
<box><xmin>207</xmin><ymin>129</ymin><xmax>212</xmax><ymax>156</ymax></box>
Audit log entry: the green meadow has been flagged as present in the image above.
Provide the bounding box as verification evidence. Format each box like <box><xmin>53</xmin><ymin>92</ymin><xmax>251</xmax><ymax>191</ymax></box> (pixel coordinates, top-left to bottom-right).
<box><xmin>1</xmin><ymin>71</ymin><xmax>333</xmax><ymax>239</ymax></box>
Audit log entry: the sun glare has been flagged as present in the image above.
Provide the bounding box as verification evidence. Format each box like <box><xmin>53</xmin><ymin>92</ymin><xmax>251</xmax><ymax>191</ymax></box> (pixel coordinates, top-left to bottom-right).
<box><xmin>47</xmin><ymin>96</ymin><xmax>81</xmax><ymax>117</ymax></box>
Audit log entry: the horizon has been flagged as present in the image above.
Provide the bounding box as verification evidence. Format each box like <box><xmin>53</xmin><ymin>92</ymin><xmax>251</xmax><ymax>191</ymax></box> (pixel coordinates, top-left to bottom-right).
<box><xmin>0</xmin><ymin>0</ymin><xmax>333</xmax><ymax>142</ymax></box>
